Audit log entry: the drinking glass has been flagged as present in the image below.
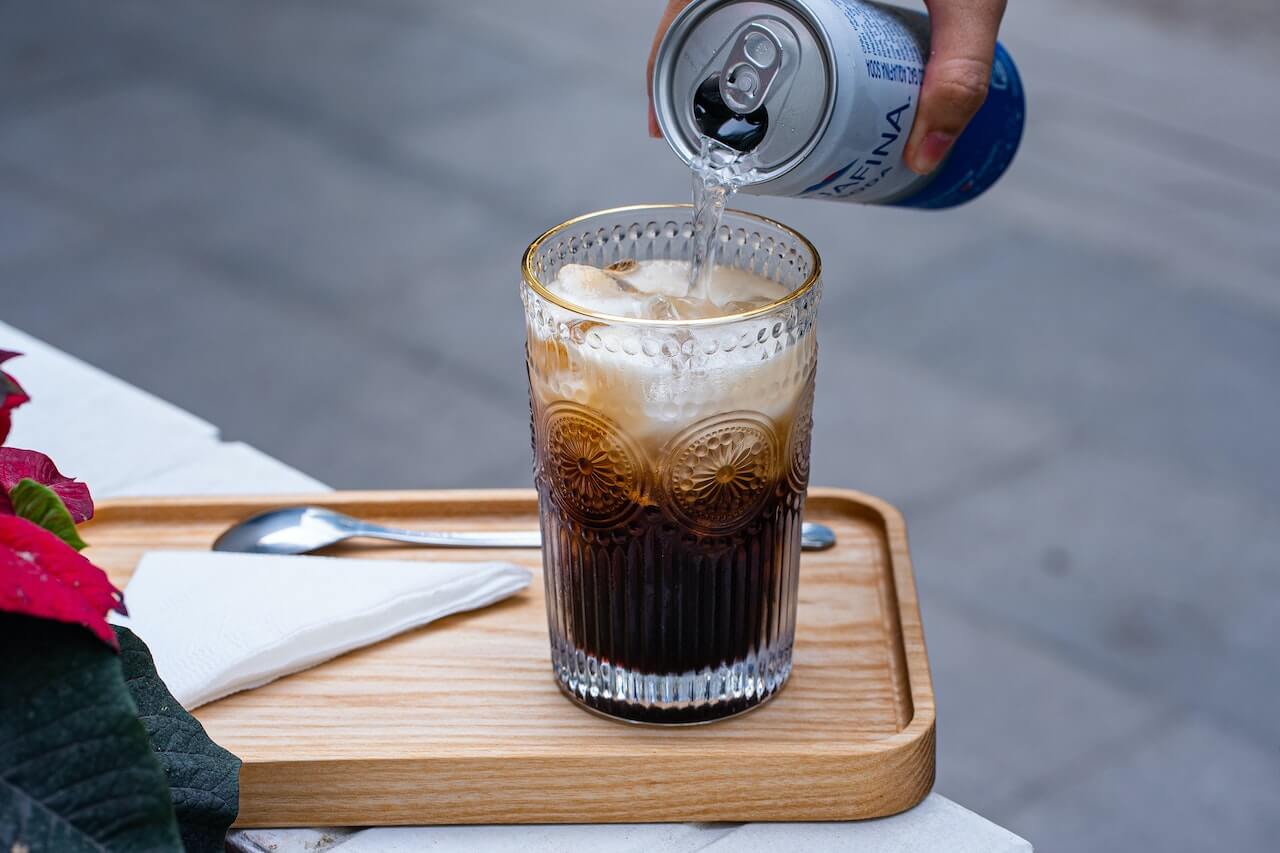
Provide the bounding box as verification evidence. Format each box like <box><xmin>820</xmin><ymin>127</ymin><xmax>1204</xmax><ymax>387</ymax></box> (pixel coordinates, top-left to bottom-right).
<box><xmin>522</xmin><ymin>204</ymin><xmax>820</xmax><ymax>723</ymax></box>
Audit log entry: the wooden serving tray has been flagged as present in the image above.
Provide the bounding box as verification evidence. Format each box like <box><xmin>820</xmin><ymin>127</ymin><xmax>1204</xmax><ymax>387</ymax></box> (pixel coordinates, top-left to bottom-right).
<box><xmin>83</xmin><ymin>488</ymin><xmax>935</xmax><ymax>826</ymax></box>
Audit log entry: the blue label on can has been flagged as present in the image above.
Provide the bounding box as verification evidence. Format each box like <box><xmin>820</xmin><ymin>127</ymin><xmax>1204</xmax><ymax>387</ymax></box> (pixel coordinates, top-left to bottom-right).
<box><xmin>892</xmin><ymin>42</ymin><xmax>1025</xmax><ymax>209</ymax></box>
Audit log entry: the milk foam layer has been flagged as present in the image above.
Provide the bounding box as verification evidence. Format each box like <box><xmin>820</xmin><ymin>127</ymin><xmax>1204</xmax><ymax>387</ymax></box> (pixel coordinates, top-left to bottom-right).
<box><xmin>528</xmin><ymin>261</ymin><xmax>815</xmax><ymax>448</ymax></box>
<box><xmin>548</xmin><ymin>259</ymin><xmax>787</xmax><ymax>320</ymax></box>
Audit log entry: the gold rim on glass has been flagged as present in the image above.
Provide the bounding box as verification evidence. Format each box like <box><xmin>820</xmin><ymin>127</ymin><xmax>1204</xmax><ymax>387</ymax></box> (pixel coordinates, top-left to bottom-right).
<box><xmin>521</xmin><ymin>203</ymin><xmax>822</xmax><ymax>327</ymax></box>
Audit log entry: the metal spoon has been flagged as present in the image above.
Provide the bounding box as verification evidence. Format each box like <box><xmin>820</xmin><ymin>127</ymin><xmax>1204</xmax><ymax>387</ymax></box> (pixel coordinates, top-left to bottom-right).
<box><xmin>212</xmin><ymin>506</ymin><xmax>837</xmax><ymax>555</ymax></box>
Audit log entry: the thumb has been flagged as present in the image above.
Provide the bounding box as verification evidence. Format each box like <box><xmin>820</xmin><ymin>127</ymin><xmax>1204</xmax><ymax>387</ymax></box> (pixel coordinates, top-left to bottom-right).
<box><xmin>904</xmin><ymin>0</ymin><xmax>1007</xmax><ymax>175</ymax></box>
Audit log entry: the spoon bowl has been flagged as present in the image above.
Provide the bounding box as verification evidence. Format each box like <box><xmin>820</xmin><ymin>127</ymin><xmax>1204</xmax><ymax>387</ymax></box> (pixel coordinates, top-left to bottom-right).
<box><xmin>212</xmin><ymin>507</ymin><xmax>357</xmax><ymax>555</ymax></box>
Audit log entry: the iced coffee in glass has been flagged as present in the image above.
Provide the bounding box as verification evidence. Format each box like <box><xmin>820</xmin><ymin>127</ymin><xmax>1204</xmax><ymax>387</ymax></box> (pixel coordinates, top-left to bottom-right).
<box><xmin>522</xmin><ymin>205</ymin><xmax>819</xmax><ymax>723</ymax></box>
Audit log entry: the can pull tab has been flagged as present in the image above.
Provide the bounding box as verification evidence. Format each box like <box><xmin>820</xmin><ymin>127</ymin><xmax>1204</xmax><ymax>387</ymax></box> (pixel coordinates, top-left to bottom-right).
<box><xmin>718</xmin><ymin>24</ymin><xmax>783</xmax><ymax>114</ymax></box>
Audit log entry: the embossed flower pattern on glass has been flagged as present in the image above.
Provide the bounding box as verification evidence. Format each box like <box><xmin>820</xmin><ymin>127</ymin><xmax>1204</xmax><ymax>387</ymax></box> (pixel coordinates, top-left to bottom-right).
<box><xmin>542</xmin><ymin>402</ymin><xmax>641</xmax><ymax>524</ymax></box>
<box><xmin>664</xmin><ymin>415</ymin><xmax>779</xmax><ymax>533</ymax></box>
<box><xmin>788</xmin><ymin>373</ymin><xmax>816</xmax><ymax>491</ymax></box>
<box><xmin>691</xmin><ymin>442</ymin><xmax>765</xmax><ymax>503</ymax></box>
<box><xmin>557</xmin><ymin>434</ymin><xmax>616</xmax><ymax>499</ymax></box>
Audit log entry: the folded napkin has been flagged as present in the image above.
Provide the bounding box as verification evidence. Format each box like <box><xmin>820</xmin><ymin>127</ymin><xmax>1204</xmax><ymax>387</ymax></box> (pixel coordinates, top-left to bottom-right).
<box><xmin>114</xmin><ymin>551</ymin><xmax>531</xmax><ymax>709</ymax></box>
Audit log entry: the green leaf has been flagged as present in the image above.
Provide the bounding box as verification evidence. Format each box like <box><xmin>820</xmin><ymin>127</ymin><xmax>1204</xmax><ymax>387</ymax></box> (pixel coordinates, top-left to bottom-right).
<box><xmin>9</xmin><ymin>478</ymin><xmax>87</xmax><ymax>551</ymax></box>
<box><xmin>0</xmin><ymin>614</ymin><xmax>183</xmax><ymax>853</ymax></box>
<box><xmin>116</xmin><ymin>627</ymin><xmax>241</xmax><ymax>853</ymax></box>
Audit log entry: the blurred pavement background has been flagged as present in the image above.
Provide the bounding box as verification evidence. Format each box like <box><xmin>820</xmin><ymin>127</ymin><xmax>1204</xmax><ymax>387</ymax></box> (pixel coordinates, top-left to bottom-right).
<box><xmin>2</xmin><ymin>1</ymin><xmax>1278</xmax><ymax>849</ymax></box>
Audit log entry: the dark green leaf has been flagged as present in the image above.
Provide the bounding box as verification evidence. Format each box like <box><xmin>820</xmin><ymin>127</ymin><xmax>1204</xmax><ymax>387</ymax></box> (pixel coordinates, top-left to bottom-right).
<box><xmin>116</xmin><ymin>627</ymin><xmax>241</xmax><ymax>853</ymax></box>
<box><xmin>0</xmin><ymin>614</ymin><xmax>183</xmax><ymax>853</ymax></box>
<box><xmin>9</xmin><ymin>478</ymin><xmax>87</xmax><ymax>550</ymax></box>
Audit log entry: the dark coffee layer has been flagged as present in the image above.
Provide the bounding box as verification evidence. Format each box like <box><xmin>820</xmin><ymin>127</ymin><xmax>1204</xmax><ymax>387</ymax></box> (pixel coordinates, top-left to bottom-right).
<box><xmin>538</xmin><ymin>481</ymin><xmax>805</xmax><ymax>723</ymax></box>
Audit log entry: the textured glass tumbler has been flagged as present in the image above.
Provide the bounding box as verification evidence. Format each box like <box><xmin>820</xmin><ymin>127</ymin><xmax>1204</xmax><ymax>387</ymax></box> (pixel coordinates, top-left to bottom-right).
<box><xmin>521</xmin><ymin>205</ymin><xmax>821</xmax><ymax>724</ymax></box>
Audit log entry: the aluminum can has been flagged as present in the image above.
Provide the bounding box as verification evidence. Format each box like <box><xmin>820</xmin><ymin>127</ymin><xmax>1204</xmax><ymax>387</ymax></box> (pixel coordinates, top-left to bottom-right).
<box><xmin>652</xmin><ymin>0</ymin><xmax>1025</xmax><ymax>208</ymax></box>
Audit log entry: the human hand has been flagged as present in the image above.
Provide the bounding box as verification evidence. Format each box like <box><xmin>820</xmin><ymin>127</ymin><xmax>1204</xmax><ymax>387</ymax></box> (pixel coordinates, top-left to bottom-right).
<box><xmin>646</xmin><ymin>0</ymin><xmax>1008</xmax><ymax>176</ymax></box>
<box><xmin>903</xmin><ymin>0</ymin><xmax>1008</xmax><ymax>174</ymax></box>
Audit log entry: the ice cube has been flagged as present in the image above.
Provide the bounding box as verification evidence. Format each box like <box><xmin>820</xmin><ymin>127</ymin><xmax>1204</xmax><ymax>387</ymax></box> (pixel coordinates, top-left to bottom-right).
<box><xmin>611</xmin><ymin>260</ymin><xmax>690</xmax><ymax>298</ymax></box>
<box><xmin>719</xmin><ymin>300</ymin><xmax>763</xmax><ymax>315</ymax></box>
<box><xmin>669</xmin><ymin>297</ymin><xmax>716</xmax><ymax>320</ymax></box>
<box><xmin>643</xmin><ymin>294</ymin><xmax>679</xmax><ymax>321</ymax></box>
<box><xmin>709</xmin><ymin>266</ymin><xmax>786</xmax><ymax>306</ymax></box>
<box><xmin>551</xmin><ymin>264</ymin><xmax>633</xmax><ymax>314</ymax></box>
<box><xmin>554</xmin><ymin>264</ymin><xmax>622</xmax><ymax>299</ymax></box>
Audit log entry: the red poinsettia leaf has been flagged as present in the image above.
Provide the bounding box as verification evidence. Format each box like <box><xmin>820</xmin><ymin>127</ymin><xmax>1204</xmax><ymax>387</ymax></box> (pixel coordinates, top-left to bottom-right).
<box><xmin>0</xmin><ymin>447</ymin><xmax>94</xmax><ymax>522</ymax></box>
<box><xmin>1</xmin><ymin>350</ymin><xmax>30</xmax><ymax>446</ymax></box>
<box><xmin>0</xmin><ymin>514</ymin><xmax>124</xmax><ymax>649</ymax></box>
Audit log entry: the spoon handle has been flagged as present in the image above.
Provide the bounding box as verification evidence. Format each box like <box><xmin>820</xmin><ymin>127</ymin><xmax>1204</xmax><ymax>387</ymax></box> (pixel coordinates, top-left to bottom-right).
<box><xmin>347</xmin><ymin>523</ymin><xmax>543</xmax><ymax>548</ymax></box>
<box><xmin>345</xmin><ymin>521</ymin><xmax>836</xmax><ymax>551</ymax></box>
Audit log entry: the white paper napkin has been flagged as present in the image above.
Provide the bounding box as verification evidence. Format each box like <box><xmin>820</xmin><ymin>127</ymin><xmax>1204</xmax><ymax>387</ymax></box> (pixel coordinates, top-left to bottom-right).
<box><xmin>113</xmin><ymin>550</ymin><xmax>531</xmax><ymax>709</ymax></box>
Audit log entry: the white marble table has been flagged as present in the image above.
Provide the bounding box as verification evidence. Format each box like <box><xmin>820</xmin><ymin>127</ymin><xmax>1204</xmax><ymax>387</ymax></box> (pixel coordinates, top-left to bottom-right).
<box><xmin>2</xmin><ymin>320</ymin><xmax>1032</xmax><ymax>852</ymax></box>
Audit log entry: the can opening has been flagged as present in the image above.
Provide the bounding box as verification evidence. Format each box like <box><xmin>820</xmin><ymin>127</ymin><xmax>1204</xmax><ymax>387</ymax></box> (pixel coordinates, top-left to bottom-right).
<box><xmin>693</xmin><ymin>75</ymin><xmax>768</xmax><ymax>153</ymax></box>
<box><xmin>652</xmin><ymin>0</ymin><xmax>833</xmax><ymax>182</ymax></box>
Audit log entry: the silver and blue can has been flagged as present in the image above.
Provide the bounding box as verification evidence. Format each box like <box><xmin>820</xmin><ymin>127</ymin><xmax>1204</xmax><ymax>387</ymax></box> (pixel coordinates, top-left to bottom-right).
<box><xmin>652</xmin><ymin>0</ymin><xmax>1025</xmax><ymax>208</ymax></box>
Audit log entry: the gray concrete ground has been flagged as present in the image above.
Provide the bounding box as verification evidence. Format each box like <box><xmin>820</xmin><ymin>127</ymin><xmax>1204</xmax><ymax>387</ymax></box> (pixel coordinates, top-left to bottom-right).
<box><xmin>3</xmin><ymin>1</ymin><xmax>1278</xmax><ymax>849</ymax></box>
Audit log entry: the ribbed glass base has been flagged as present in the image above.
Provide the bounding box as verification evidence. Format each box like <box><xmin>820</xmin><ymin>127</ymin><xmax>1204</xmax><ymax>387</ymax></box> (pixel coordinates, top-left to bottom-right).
<box><xmin>551</xmin><ymin>638</ymin><xmax>794</xmax><ymax>724</ymax></box>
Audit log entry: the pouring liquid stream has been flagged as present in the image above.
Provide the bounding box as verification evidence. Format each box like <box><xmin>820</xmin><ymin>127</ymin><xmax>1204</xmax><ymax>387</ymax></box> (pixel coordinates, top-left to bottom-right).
<box><xmin>688</xmin><ymin>136</ymin><xmax>759</xmax><ymax>301</ymax></box>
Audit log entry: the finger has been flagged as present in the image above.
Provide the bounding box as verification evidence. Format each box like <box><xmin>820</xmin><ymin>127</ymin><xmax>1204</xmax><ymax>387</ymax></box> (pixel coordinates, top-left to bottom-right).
<box><xmin>648</xmin><ymin>0</ymin><xmax>693</xmax><ymax>138</ymax></box>
<box><xmin>904</xmin><ymin>0</ymin><xmax>1007</xmax><ymax>174</ymax></box>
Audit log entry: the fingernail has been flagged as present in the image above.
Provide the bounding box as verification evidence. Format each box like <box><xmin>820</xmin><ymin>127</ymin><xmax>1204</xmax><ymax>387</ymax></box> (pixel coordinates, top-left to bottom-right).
<box><xmin>912</xmin><ymin>131</ymin><xmax>955</xmax><ymax>174</ymax></box>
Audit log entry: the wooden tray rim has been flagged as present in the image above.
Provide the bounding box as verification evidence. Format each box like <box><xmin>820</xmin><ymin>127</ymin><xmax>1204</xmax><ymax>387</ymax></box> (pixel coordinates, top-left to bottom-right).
<box><xmin>88</xmin><ymin>486</ymin><xmax>935</xmax><ymax>760</ymax></box>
